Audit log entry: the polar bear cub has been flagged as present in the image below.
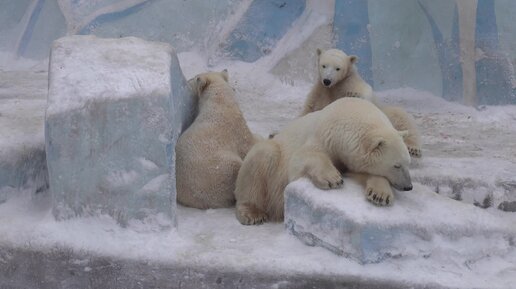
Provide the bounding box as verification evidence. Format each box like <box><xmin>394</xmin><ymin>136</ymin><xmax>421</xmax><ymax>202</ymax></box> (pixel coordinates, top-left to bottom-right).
<box><xmin>301</xmin><ymin>48</ymin><xmax>422</xmax><ymax>158</ymax></box>
<box><xmin>235</xmin><ymin>97</ymin><xmax>412</xmax><ymax>225</ymax></box>
<box><xmin>176</xmin><ymin>70</ymin><xmax>257</xmax><ymax>209</ymax></box>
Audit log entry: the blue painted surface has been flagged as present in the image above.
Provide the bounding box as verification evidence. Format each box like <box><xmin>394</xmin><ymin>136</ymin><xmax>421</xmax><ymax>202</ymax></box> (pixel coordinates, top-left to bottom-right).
<box><xmin>418</xmin><ymin>1</ymin><xmax>462</xmax><ymax>102</ymax></box>
<box><xmin>334</xmin><ymin>0</ymin><xmax>374</xmax><ymax>86</ymax></box>
<box><xmin>18</xmin><ymin>0</ymin><xmax>67</xmax><ymax>59</ymax></box>
<box><xmin>16</xmin><ymin>0</ymin><xmax>45</xmax><ymax>57</ymax></box>
<box><xmin>475</xmin><ymin>0</ymin><xmax>515</xmax><ymax>104</ymax></box>
<box><xmin>2</xmin><ymin>0</ymin><xmax>516</xmax><ymax>104</ymax></box>
<box><xmin>79</xmin><ymin>1</ymin><xmax>151</xmax><ymax>35</ymax></box>
<box><xmin>223</xmin><ymin>0</ymin><xmax>306</xmax><ymax>62</ymax></box>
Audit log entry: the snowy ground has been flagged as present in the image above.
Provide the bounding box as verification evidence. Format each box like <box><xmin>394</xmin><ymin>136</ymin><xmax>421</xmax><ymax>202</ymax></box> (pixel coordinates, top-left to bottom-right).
<box><xmin>0</xmin><ymin>51</ymin><xmax>515</xmax><ymax>288</ymax></box>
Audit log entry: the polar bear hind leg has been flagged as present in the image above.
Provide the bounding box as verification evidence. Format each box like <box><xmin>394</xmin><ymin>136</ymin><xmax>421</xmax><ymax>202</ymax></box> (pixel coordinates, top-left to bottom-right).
<box><xmin>381</xmin><ymin>106</ymin><xmax>422</xmax><ymax>158</ymax></box>
<box><xmin>234</xmin><ymin>140</ymin><xmax>280</xmax><ymax>225</ymax></box>
<box><xmin>178</xmin><ymin>150</ymin><xmax>242</xmax><ymax>209</ymax></box>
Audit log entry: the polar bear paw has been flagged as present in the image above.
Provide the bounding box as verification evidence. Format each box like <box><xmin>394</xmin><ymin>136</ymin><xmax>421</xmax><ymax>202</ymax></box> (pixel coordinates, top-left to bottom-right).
<box><xmin>408</xmin><ymin>146</ymin><xmax>422</xmax><ymax>158</ymax></box>
<box><xmin>310</xmin><ymin>168</ymin><xmax>344</xmax><ymax>190</ymax></box>
<box><xmin>366</xmin><ymin>186</ymin><xmax>394</xmax><ymax>206</ymax></box>
<box><xmin>236</xmin><ymin>203</ymin><xmax>268</xmax><ymax>225</ymax></box>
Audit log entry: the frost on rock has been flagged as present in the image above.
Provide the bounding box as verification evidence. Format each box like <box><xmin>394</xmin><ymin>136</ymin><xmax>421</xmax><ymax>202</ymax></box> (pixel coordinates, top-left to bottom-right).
<box><xmin>46</xmin><ymin>35</ymin><xmax>195</xmax><ymax>228</ymax></box>
<box><xmin>285</xmin><ymin>178</ymin><xmax>516</xmax><ymax>264</ymax></box>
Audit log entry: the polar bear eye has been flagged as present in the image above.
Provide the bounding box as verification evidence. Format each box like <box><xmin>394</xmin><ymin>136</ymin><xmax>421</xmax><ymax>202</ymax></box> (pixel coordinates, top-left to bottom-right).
<box><xmin>336</xmin><ymin>67</ymin><xmax>340</xmax><ymax>71</ymax></box>
<box><xmin>322</xmin><ymin>65</ymin><xmax>326</xmax><ymax>69</ymax></box>
<box><xmin>394</xmin><ymin>164</ymin><xmax>401</xmax><ymax>169</ymax></box>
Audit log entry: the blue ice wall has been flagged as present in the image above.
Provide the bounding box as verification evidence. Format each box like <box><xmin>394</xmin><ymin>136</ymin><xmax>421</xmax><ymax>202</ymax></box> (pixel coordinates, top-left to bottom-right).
<box><xmin>221</xmin><ymin>0</ymin><xmax>305</xmax><ymax>62</ymax></box>
<box><xmin>1</xmin><ymin>0</ymin><xmax>515</xmax><ymax>105</ymax></box>
<box><xmin>475</xmin><ymin>0</ymin><xmax>515</xmax><ymax>104</ymax></box>
<box><xmin>334</xmin><ymin>0</ymin><xmax>373</xmax><ymax>86</ymax></box>
<box><xmin>418</xmin><ymin>1</ymin><xmax>463</xmax><ymax>102</ymax></box>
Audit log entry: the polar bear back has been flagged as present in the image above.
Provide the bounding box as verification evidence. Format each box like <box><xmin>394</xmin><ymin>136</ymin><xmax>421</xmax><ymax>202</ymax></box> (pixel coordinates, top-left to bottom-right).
<box><xmin>321</xmin><ymin>97</ymin><xmax>394</xmax><ymax>131</ymax></box>
<box><xmin>274</xmin><ymin>97</ymin><xmax>398</xmax><ymax>164</ymax></box>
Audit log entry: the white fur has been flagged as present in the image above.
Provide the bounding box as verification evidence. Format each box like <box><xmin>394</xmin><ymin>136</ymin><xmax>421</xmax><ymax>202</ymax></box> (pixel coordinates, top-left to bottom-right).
<box><xmin>301</xmin><ymin>48</ymin><xmax>422</xmax><ymax>158</ymax></box>
<box><xmin>235</xmin><ymin>98</ymin><xmax>412</xmax><ymax>225</ymax></box>
<box><xmin>176</xmin><ymin>70</ymin><xmax>258</xmax><ymax>209</ymax></box>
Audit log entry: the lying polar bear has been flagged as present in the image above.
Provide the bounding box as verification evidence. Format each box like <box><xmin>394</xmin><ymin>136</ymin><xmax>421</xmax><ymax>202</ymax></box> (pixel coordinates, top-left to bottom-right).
<box><xmin>235</xmin><ymin>97</ymin><xmax>413</xmax><ymax>225</ymax></box>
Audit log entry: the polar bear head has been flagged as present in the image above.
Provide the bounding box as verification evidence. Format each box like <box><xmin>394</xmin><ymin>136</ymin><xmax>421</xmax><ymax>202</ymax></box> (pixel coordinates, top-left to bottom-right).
<box><xmin>189</xmin><ymin>69</ymin><xmax>229</xmax><ymax>97</ymax></box>
<box><xmin>317</xmin><ymin>48</ymin><xmax>358</xmax><ymax>88</ymax></box>
<box><xmin>360</xmin><ymin>129</ymin><xmax>413</xmax><ymax>191</ymax></box>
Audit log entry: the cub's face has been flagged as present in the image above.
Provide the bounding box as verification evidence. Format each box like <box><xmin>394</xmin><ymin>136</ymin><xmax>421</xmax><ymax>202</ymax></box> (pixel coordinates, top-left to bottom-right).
<box><xmin>317</xmin><ymin>48</ymin><xmax>357</xmax><ymax>88</ymax></box>
<box><xmin>362</xmin><ymin>130</ymin><xmax>413</xmax><ymax>191</ymax></box>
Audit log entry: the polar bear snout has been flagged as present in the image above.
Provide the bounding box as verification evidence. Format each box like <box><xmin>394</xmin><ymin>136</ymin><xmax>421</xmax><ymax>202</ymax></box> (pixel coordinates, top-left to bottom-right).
<box><xmin>402</xmin><ymin>185</ymin><xmax>413</xmax><ymax>191</ymax></box>
<box><xmin>389</xmin><ymin>166</ymin><xmax>413</xmax><ymax>192</ymax></box>
<box><xmin>323</xmin><ymin>79</ymin><xmax>332</xmax><ymax>86</ymax></box>
<box><xmin>392</xmin><ymin>180</ymin><xmax>413</xmax><ymax>192</ymax></box>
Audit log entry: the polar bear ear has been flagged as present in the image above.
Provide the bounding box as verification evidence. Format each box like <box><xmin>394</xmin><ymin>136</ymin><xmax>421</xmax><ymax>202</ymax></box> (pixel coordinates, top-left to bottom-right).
<box><xmin>364</xmin><ymin>136</ymin><xmax>386</xmax><ymax>154</ymax></box>
<box><xmin>349</xmin><ymin>55</ymin><xmax>359</xmax><ymax>64</ymax></box>
<box><xmin>316</xmin><ymin>48</ymin><xmax>322</xmax><ymax>56</ymax></box>
<box><xmin>398</xmin><ymin>130</ymin><xmax>409</xmax><ymax>139</ymax></box>
<box><xmin>221</xmin><ymin>69</ymin><xmax>229</xmax><ymax>82</ymax></box>
<box><xmin>196</xmin><ymin>75</ymin><xmax>209</xmax><ymax>94</ymax></box>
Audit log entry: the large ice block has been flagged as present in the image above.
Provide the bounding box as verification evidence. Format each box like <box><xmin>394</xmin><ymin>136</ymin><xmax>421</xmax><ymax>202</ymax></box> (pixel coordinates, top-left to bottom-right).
<box><xmin>285</xmin><ymin>178</ymin><xmax>515</xmax><ymax>264</ymax></box>
<box><xmin>46</xmin><ymin>35</ymin><xmax>194</xmax><ymax>228</ymax></box>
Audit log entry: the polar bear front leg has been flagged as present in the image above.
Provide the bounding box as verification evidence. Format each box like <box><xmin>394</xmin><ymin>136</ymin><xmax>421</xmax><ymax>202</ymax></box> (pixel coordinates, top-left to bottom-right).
<box><xmin>289</xmin><ymin>149</ymin><xmax>344</xmax><ymax>190</ymax></box>
<box><xmin>365</xmin><ymin>175</ymin><xmax>394</xmax><ymax>206</ymax></box>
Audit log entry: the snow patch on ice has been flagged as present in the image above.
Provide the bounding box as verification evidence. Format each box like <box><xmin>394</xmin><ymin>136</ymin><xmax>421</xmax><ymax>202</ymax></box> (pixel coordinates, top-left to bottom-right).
<box><xmin>104</xmin><ymin>170</ymin><xmax>139</xmax><ymax>188</ymax></box>
<box><xmin>138</xmin><ymin>174</ymin><xmax>168</xmax><ymax>195</ymax></box>
<box><xmin>137</xmin><ymin>157</ymin><xmax>159</xmax><ymax>171</ymax></box>
<box><xmin>47</xmin><ymin>35</ymin><xmax>173</xmax><ymax>115</ymax></box>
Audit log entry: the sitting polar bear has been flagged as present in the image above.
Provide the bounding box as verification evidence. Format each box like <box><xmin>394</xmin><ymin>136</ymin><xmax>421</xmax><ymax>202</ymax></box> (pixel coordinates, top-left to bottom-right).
<box><xmin>301</xmin><ymin>48</ymin><xmax>422</xmax><ymax>158</ymax></box>
<box><xmin>176</xmin><ymin>70</ymin><xmax>258</xmax><ymax>209</ymax></box>
<box><xmin>235</xmin><ymin>97</ymin><xmax>413</xmax><ymax>225</ymax></box>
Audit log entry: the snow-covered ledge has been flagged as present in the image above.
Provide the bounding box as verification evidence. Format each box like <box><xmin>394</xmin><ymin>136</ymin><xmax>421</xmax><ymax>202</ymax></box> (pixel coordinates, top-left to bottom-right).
<box><xmin>285</xmin><ymin>178</ymin><xmax>516</xmax><ymax>264</ymax></box>
<box><xmin>45</xmin><ymin>35</ymin><xmax>195</xmax><ymax>228</ymax></box>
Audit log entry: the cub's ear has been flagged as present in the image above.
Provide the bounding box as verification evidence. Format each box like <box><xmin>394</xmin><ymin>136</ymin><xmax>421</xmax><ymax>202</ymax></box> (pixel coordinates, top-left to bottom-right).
<box><xmin>364</xmin><ymin>136</ymin><xmax>385</xmax><ymax>154</ymax></box>
<box><xmin>316</xmin><ymin>48</ymin><xmax>323</xmax><ymax>56</ymax></box>
<box><xmin>398</xmin><ymin>130</ymin><xmax>409</xmax><ymax>139</ymax></box>
<box><xmin>349</xmin><ymin>55</ymin><xmax>359</xmax><ymax>64</ymax></box>
<box><xmin>196</xmin><ymin>75</ymin><xmax>209</xmax><ymax>94</ymax></box>
<box><xmin>221</xmin><ymin>69</ymin><xmax>229</xmax><ymax>82</ymax></box>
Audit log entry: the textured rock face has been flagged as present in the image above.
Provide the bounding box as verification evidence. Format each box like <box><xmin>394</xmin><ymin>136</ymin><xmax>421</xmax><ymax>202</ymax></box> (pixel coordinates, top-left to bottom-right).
<box><xmin>285</xmin><ymin>179</ymin><xmax>515</xmax><ymax>264</ymax></box>
<box><xmin>46</xmin><ymin>35</ymin><xmax>195</xmax><ymax>228</ymax></box>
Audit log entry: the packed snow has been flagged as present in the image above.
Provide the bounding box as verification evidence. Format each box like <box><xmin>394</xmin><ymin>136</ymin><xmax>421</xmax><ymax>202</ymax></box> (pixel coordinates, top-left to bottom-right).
<box><xmin>0</xmin><ymin>48</ymin><xmax>515</xmax><ymax>288</ymax></box>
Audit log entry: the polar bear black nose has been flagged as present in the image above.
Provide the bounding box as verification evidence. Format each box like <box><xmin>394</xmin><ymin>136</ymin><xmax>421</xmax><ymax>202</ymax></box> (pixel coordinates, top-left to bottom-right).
<box><xmin>323</xmin><ymin>79</ymin><xmax>331</xmax><ymax>86</ymax></box>
<box><xmin>403</xmin><ymin>185</ymin><xmax>413</xmax><ymax>191</ymax></box>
